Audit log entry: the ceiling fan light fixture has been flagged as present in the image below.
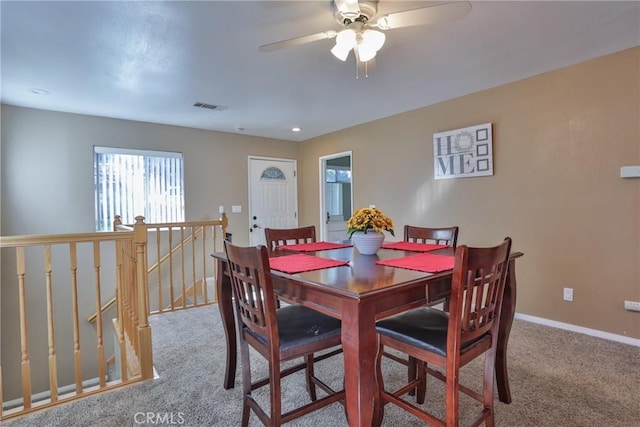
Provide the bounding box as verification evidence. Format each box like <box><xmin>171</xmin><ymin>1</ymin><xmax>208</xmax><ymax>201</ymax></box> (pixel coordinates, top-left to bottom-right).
<box><xmin>331</xmin><ymin>28</ymin><xmax>357</xmax><ymax>61</ymax></box>
<box><xmin>335</xmin><ymin>28</ymin><xmax>357</xmax><ymax>48</ymax></box>
<box><xmin>362</xmin><ymin>29</ymin><xmax>385</xmax><ymax>51</ymax></box>
<box><xmin>356</xmin><ymin>29</ymin><xmax>385</xmax><ymax>62</ymax></box>
<box><xmin>331</xmin><ymin>43</ymin><xmax>352</xmax><ymax>61</ymax></box>
<box><xmin>356</xmin><ymin>44</ymin><xmax>376</xmax><ymax>62</ymax></box>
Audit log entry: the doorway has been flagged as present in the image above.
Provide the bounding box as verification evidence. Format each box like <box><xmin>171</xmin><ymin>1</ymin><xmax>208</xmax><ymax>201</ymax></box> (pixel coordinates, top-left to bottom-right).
<box><xmin>319</xmin><ymin>152</ymin><xmax>353</xmax><ymax>242</ymax></box>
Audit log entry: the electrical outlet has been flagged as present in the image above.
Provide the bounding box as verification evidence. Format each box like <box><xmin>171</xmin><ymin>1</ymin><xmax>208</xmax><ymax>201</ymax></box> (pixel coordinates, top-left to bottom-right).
<box><xmin>624</xmin><ymin>300</ymin><xmax>640</xmax><ymax>312</ymax></box>
<box><xmin>563</xmin><ymin>287</ymin><xmax>573</xmax><ymax>302</ymax></box>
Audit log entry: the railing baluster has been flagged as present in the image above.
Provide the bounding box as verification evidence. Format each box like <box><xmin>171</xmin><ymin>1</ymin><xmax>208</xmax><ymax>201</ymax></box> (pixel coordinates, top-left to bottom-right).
<box><xmin>191</xmin><ymin>226</ymin><xmax>197</xmax><ymax>306</ymax></box>
<box><xmin>129</xmin><ymin>239</ymin><xmax>138</xmax><ymax>367</ymax></box>
<box><xmin>115</xmin><ymin>240</ymin><xmax>128</xmax><ymax>382</ymax></box>
<box><xmin>123</xmin><ymin>238</ymin><xmax>136</xmax><ymax>374</ymax></box>
<box><xmin>93</xmin><ymin>242</ymin><xmax>106</xmax><ymax>387</ymax></box>
<box><xmin>168</xmin><ymin>229</ymin><xmax>175</xmax><ymax>310</ymax></box>
<box><xmin>201</xmin><ymin>226</ymin><xmax>208</xmax><ymax>303</ymax></box>
<box><xmin>69</xmin><ymin>243</ymin><xmax>83</xmax><ymax>394</ymax></box>
<box><xmin>180</xmin><ymin>227</ymin><xmax>186</xmax><ymax>308</ymax></box>
<box><xmin>212</xmin><ymin>224</ymin><xmax>219</xmax><ymax>303</ymax></box>
<box><xmin>44</xmin><ymin>245</ymin><xmax>59</xmax><ymax>402</ymax></box>
<box><xmin>17</xmin><ymin>246</ymin><xmax>32</xmax><ymax>409</ymax></box>
<box><xmin>156</xmin><ymin>228</ymin><xmax>163</xmax><ymax>313</ymax></box>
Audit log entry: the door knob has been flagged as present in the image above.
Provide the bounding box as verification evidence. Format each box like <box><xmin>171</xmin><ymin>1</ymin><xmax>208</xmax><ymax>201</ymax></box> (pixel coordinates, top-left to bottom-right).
<box><xmin>253</xmin><ymin>224</ymin><xmax>261</xmax><ymax>229</ymax></box>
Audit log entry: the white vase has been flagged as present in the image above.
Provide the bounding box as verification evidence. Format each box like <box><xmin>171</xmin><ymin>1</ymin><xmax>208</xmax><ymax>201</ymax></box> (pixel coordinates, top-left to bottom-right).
<box><xmin>351</xmin><ymin>231</ymin><xmax>385</xmax><ymax>255</ymax></box>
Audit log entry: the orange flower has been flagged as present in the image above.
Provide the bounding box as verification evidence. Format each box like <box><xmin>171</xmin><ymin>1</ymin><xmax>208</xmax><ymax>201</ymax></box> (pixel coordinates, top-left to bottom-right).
<box><xmin>347</xmin><ymin>207</ymin><xmax>394</xmax><ymax>238</ymax></box>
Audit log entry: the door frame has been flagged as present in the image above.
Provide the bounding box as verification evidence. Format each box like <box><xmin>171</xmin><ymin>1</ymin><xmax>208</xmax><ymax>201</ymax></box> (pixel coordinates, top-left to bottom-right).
<box><xmin>248</xmin><ymin>156</ymin><xmax>298</xmax><ymax>246</ymax></box>
<box><xmin>318</xmin><ymin>151</ymin><xmax>353</xmax><ymax>241</ymax></box>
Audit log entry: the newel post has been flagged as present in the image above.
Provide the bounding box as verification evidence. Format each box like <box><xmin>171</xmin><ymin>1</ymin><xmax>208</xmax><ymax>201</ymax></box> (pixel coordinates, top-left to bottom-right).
<box><xmin>220</xmin><ymin>212</ymin><xmax>228</xmax><ymax>238</ymax></box>
<box><xmin>133</xmin><ymin>215</ymin><xmax>153</xmax><ymax>380</ymax></box>
<box><xmin>113</xmin><ymin>215</ymin><xmax>122</xmax><ymax>231</ymax></box>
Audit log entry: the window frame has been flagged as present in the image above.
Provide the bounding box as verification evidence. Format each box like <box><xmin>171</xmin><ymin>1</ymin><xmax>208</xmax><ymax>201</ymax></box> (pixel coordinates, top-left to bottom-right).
<box><xmin>93</xmin><ymin>146</ymin><xmax>185</xmax><ymax>231</ymax></box>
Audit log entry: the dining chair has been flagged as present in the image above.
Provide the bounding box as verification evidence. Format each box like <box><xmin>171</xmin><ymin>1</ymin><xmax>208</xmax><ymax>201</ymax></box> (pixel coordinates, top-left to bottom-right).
<box><xmin>374</xmin><ymin>237</ymin><xmax>512</xmax><ymax>427</ymax></box>
<box><xmin>264</xmin><ymin>225</ymin><xmax>316</xmax><ymax>252</ymax></box>
<box><xmin>264</xmin><ymin>225</ymin><xmax>317</xmax><ymax>308</ymax></box>
<box><xmin>404</xmin><ymin>224</ymin><xmax>459</xmax><ymax>308</ymax></box>
<box><xmin>385</xmin><ymin>225</ymin><xmax>460</xmax><ymax>392</ymax></box>
<box><xmin>404</xmin><ymin>225</ymin><xmax>459</xmax><ymax>248</ymax></box>
<box><xmin>224</xmin><ymin>242</ymin><xmax>345</xmax><ymax>426</ymax></box>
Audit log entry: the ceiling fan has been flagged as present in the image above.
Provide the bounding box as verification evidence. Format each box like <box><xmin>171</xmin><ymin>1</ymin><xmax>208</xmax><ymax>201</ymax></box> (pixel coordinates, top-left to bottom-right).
<box><xmin>259</xmin><ymin>0</ymin><xmax>472</xmax><ymax>66</ymax></box>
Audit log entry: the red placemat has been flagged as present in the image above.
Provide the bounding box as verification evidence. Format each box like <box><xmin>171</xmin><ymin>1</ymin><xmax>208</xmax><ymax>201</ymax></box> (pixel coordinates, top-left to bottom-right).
<box><xmin>278</xmin><ymin>241</ymin><xmax>352</xmax><ymax>252</ymax></box>
<box><xmin>380</xmin><ymin>241</ymin><xmax>449</xmax><ymax>252</ymax></box>
<box><xmin>269</xmin><ymin>254</ymin><xmax>349</xmax><ymax>274</ymax></box>
<box><xmin>376</xmin><ymin>253</ymin><xmax>455</xmax><ymax>273</ymax></box>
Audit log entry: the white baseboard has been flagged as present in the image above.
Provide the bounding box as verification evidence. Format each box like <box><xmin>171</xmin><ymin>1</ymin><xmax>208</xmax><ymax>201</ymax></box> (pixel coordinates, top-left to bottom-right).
<box><xmin>515</xmin><ymin>312</ymin><xmax>640</xmax><ymax>347</ymax></box>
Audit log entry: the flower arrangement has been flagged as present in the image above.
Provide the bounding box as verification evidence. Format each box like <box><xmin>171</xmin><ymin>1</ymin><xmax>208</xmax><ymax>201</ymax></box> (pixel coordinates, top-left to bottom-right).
<box><xmin>346</xmin><ymin>207</ymin><xmax>395</xmax><ymax>238</ymax></box>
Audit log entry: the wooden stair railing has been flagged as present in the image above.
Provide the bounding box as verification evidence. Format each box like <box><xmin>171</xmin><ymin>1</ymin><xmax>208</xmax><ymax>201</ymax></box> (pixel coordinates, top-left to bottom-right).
<box><xmin>87</xmin><ymin>213</ymin><xmax>228</xmax><ymax>323</ymax></box>
<box><xmin>0</xmin><ymin>221</ymin><xmax>153</xmax><ymax>422</ymax></box>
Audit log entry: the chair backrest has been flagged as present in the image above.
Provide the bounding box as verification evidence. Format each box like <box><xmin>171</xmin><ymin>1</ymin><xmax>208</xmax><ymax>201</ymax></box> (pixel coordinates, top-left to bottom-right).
<box><xmin>224</xmin><ymin>242</ymin><xmax>279</xmax><ymax>345</ymax></box>
<box><xmin>264</xmin><ymin>226</ymin><xmax>316</xmax><ymax>251</ymax></box>
<box><xmin>404</xmin><ymin>225</ymin><xmax>459</xmax><ymax>248</ymax></box>
<box><xmin>448</xmin><ymin>237</ymin><xmax>512</xmax><ymax>351</ymax></box>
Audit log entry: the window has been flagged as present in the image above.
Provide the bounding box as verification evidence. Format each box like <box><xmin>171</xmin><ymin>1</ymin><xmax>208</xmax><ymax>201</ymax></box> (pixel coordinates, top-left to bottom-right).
<box><xmin>260</xmin><ymin>167</ymin><xmax>286</xmax><ymax>180</ymax></box>
<box><xmin>94</xmin><ymin>147</ymin><xmax>185</xmax><ymax>231</ymax></box>
<box><xmin>325</xmin><ymin>167</ymin><xmax>351</xmax><ymax>217</ymax></box>
<box><xmin>325</xmin><ymin>168</ymin><xmax>351</xmax><ymax>183</ymax></box>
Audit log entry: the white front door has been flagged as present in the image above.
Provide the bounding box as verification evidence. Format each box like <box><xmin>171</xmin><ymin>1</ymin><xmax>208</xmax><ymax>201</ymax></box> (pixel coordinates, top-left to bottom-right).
<box><xmin>248</xmin><ymin>157</ymin><xmax>298</xmax><ymax>246</ymax></box>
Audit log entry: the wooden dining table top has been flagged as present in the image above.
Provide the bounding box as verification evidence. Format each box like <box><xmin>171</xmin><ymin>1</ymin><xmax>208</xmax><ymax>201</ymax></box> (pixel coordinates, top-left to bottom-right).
<box><xmin>268</xmin><ymin>245</ymin><xmax>454</xmax><ymax>295</ymax></box>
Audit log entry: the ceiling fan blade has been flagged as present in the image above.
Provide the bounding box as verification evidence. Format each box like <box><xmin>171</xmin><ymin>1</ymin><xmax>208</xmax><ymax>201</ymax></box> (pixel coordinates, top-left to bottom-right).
<box><xmin>374</xmin><ymin>1</ymin><xmax>472</xmax><ymax>31</ymax></box>
<box><xmin>259</xmin><ymin>30</ymin><xmax>338</xmax><ymax>52</ymax></box>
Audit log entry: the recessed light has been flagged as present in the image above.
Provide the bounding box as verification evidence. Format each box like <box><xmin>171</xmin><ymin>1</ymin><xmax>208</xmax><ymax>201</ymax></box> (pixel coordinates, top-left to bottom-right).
<box><xmin>292</xmin><ymin>127</ymin><xmax>301</xmax><ymax>132</ymax></box>
<box><xmin>29</xmin><ymin>88</ymin><xmax>50</xmax><ymax>95</ymax></box>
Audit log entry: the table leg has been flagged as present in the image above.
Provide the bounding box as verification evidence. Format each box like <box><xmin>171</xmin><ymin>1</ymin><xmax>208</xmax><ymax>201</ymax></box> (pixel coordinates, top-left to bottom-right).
<box><xmin>215</xmin><ymin>259</ymin><xmax>236</xmax><ymax>390</ymax></box>
<box><xmin>342</xmin><ymin>300</ymin><xmax>377</xmax><ymax>427</ymax></box>
<box><xmin>496</xmin><ymin>258</ymin><xmax>517</xmax><ymax>403</ymax></box>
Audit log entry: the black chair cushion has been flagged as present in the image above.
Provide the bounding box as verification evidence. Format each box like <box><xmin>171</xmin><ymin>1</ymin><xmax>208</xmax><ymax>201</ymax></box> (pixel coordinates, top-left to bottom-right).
<box><xmin>248</xmin><ymin>305</ymin><xmax>341</xmax><ymax>353</ymax></box>
<box><xmin>376</xmin><ymin>307</ymin><xmax>450</xmax><ymax>356</ymax></box>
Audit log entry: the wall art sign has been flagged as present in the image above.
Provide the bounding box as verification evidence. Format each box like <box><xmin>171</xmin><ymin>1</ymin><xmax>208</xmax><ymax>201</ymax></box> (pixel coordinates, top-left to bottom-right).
<box><xmin>433</xmin><ymin>123</ymin><xmax>493</xmax><ymax>180</ymax></box>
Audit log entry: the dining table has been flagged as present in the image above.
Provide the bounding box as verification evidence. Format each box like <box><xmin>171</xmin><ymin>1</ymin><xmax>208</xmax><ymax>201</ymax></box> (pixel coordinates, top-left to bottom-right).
<box><xmin>212</xmin><ymin>243</ymin><xmax>523</xmax><ymax>427</ymax></box>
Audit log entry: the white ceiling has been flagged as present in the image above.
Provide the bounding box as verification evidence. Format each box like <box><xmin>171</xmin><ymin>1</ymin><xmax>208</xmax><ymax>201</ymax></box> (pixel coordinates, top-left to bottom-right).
<box><xmin>1</xmin><ymin>1</ymin><xmax>639</xmax><ymax>142</ymax></box>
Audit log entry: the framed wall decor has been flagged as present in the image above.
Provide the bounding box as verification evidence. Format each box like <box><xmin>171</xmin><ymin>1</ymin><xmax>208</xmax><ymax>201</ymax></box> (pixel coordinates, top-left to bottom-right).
<box><xmin>433</xmin><ymin>122</ymin><xmax>493</xmax><ymax>179</ymax></box>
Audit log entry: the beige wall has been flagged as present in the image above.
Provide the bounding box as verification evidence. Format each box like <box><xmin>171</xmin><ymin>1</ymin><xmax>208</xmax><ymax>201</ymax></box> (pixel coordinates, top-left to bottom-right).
<box><xmin>0</xmin><ymin>106</ymin><xmax>299</xmax><ymax>241</ymax></box>
<box><xmin>299</xmin><ymin>47</ymin><xmax>640</xmax><ymax>339</ymax></box>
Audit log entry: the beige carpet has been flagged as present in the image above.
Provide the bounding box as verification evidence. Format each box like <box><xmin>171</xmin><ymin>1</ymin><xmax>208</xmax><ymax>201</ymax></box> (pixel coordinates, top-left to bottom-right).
<box><xmin>5</xmin><ymin>304</ymin><xmax>639</xmax><ymax>426</ymax></box>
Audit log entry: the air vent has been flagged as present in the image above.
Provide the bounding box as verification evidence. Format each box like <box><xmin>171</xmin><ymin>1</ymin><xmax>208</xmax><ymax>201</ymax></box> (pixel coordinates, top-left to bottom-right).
<box><xmin>193</xmin><ymin>102</ymin><xmax>227</xmax><ymax>111</ymax></box>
